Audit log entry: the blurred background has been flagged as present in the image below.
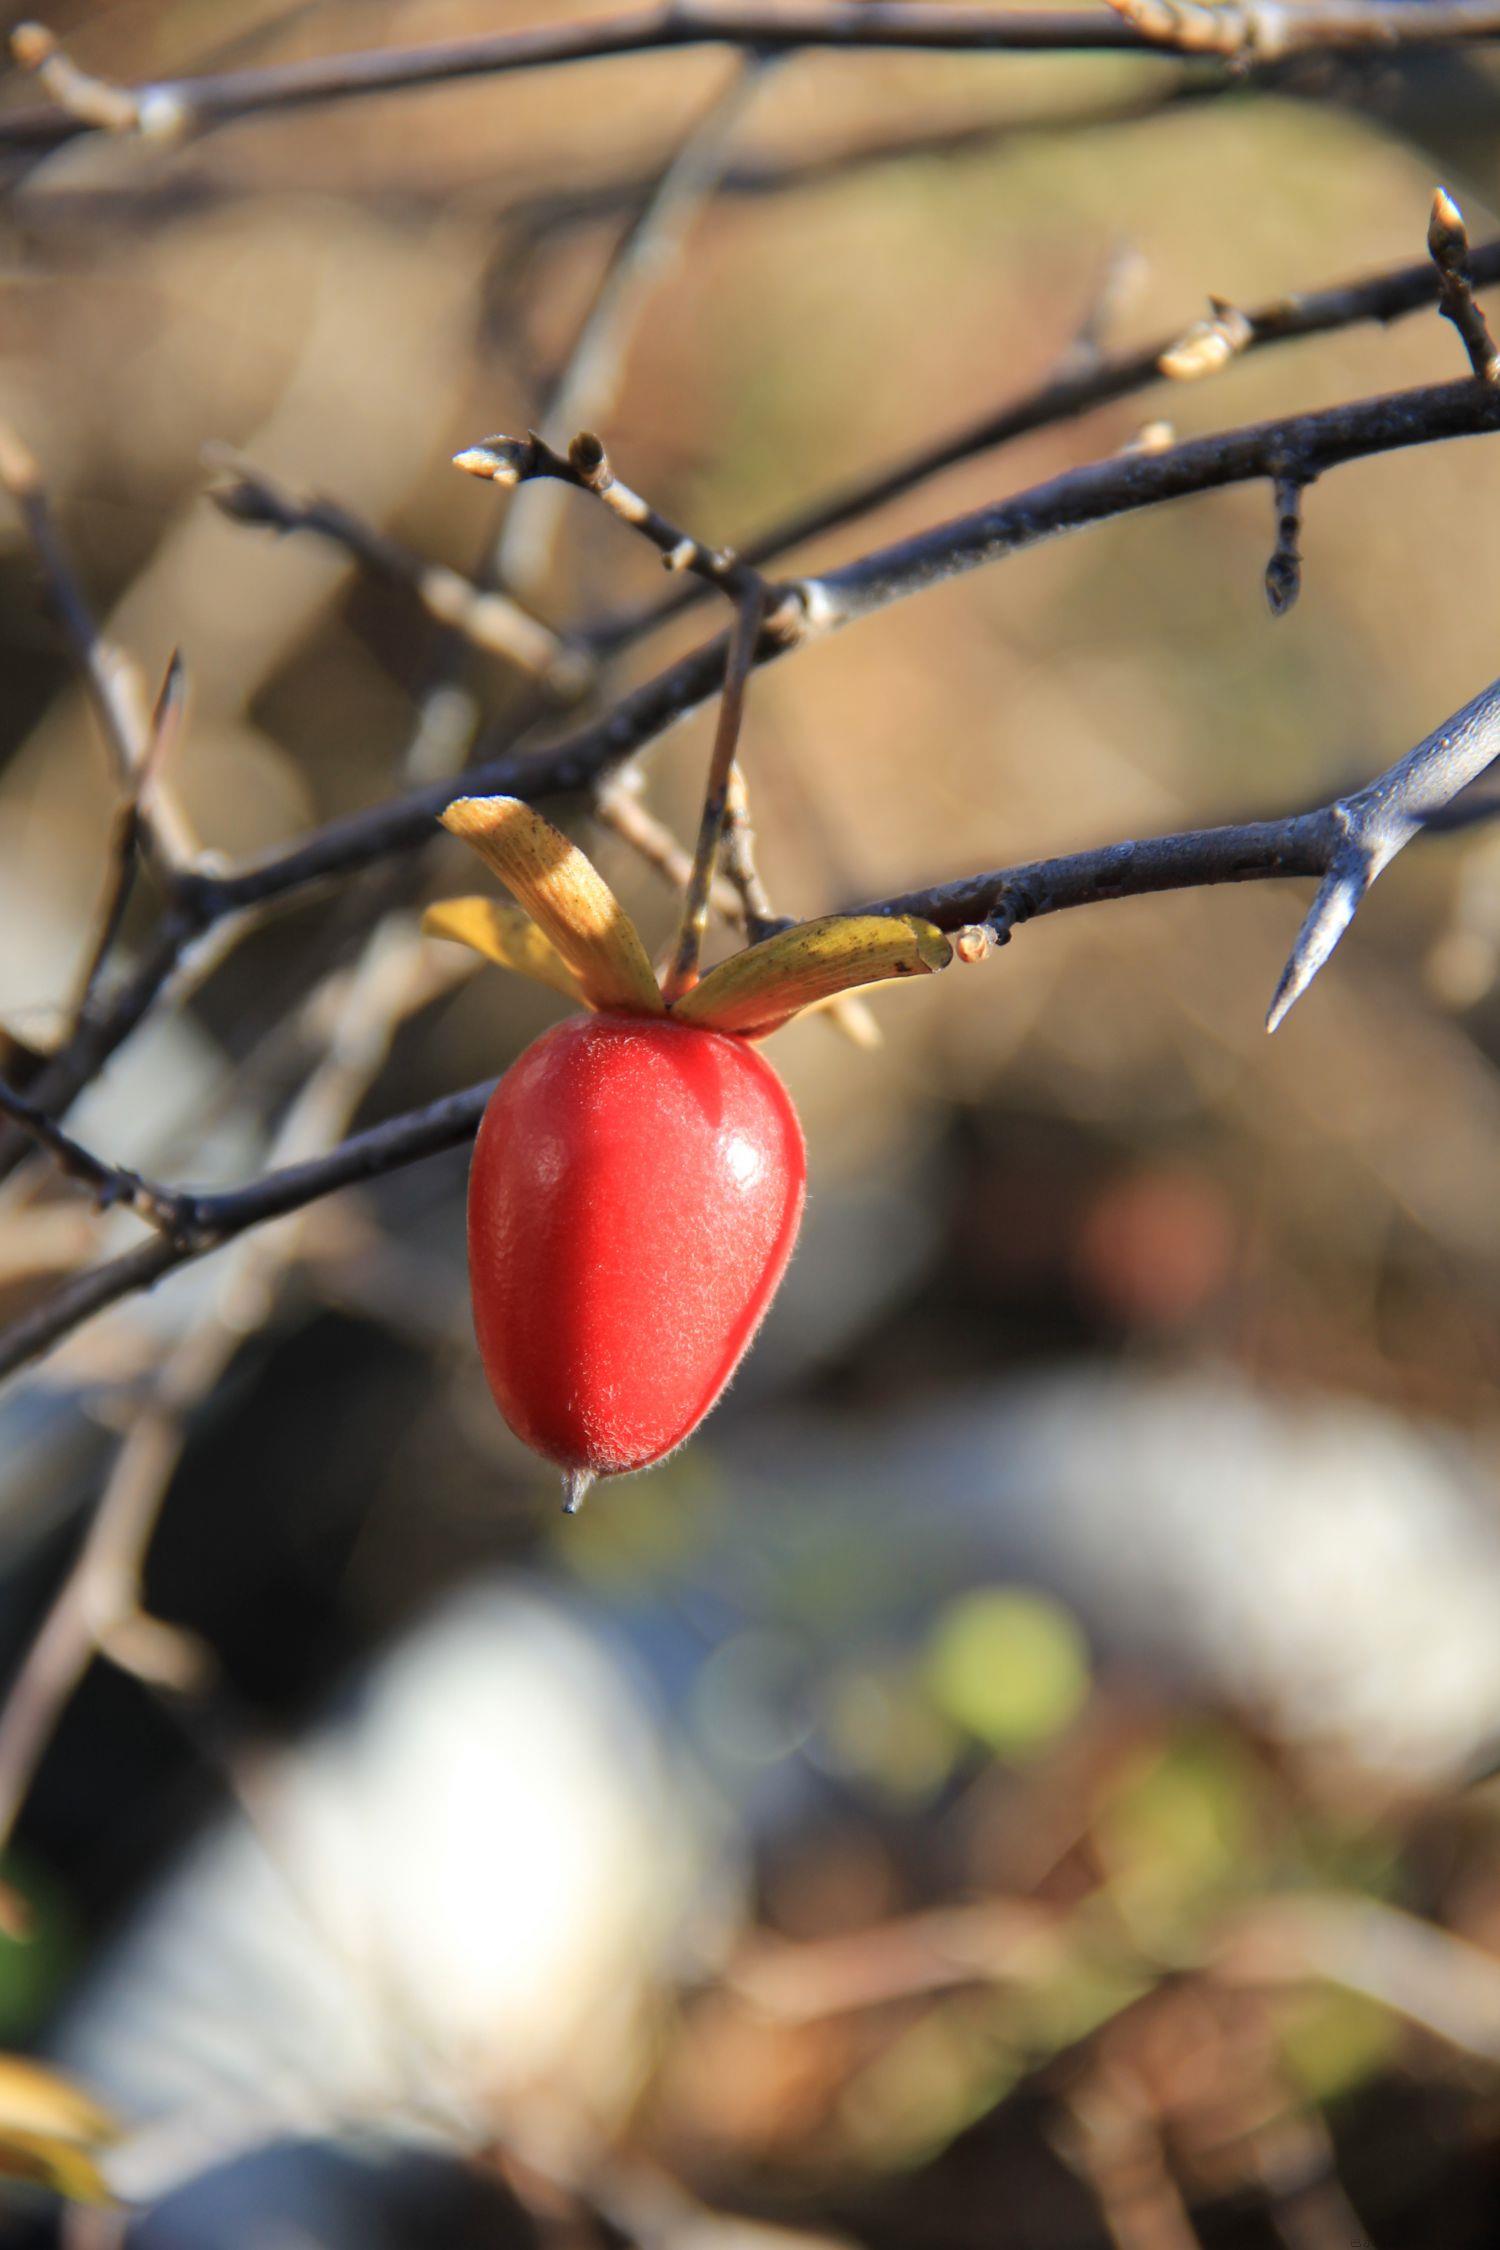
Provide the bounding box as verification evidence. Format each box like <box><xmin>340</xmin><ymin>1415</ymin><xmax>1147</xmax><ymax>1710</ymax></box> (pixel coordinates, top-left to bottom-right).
<box><xmin>4</xmin><ymin>2</ymin><xmax>1500</xmax><ymax>2244</ymax></box>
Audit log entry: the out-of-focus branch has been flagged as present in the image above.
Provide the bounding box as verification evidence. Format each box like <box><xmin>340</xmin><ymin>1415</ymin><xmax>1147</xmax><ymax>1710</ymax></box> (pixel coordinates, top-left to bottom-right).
<box><xmin>0</xmin><ymin>922</ymin><xmax>466</xmax><ymax>1853</ymax></box>
<box><xmin>206</xmin><ymin>452</ymin><xmax>588</xmax><ymax>694</ymax></box>
<box><xmin>491</xmin><ymin>53</ymin><xmax>768</xmax><ymax>605</ymax></box>
<box><xmin>10</xmin><ymin>0</ymin><xmax>1500</xmax><ymax>158</ymax></box>
<box><xmin>67</xmin><ymin>651</ymin><xmax>191</xmax><ymax>1033</ymax></box>
<box><xmin>0</xmin><ymin>423</ymin><xmax>196</xmax><ymax>875</ymax></box>
<box><xmin>1106</xmin><ymin>0</ymin><xmax>1500</xmax><ymax>57</ymax></box>
<box><xmin>6</xmin><ymin>661</ymin><xmax>1500</xmax><ymax>1382</ymax></box>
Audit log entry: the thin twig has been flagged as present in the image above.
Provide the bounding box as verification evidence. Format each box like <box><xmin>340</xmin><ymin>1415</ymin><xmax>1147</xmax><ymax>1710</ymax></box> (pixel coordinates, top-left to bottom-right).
<box><xmin>70</xmin><ymin>651</ymin><xmax>188</xmax><ymax>1027</ymax></box>
<box><xmin>0</xmin><ymin>1075</ymin><xmax>181</xmax><ymax>1232</ymax></box>
<box><xmin>456</xmin><ymin>427</ymin><xmax>774</xmax><ymax>610</ymax></box>
<box><xmin>720</xmin><ymin>767</ymin><xmax>782</xmax><ymax>944</ymax></box>
<box><xmin>1428</xmin><ymin>186</ymin><xmax>1500</xmax><ymax>382</ymax></box>
<box><xmin>662</xmin><ymin>582</ymin><xmax>768</xmax><ymax>1001</ymax></box>
<box><xmin>594</xmin><ymin>775</ymin><xmax>744</xmax><ymax>922</ymax></box>
<box><xmin>0</xmin><ymin>925</ymin><xmax>461</xmax><ymax>1852</ymax></box>
<box><xmin>491</xmin><ymin>53</ymin><xmax>769</xmax><ymax>604</ymax></box>
<box><xmin>206</xmin><ymin>452</ymin><xmax>587</xmax><ymax>693</ymax></box>
<box><xmin>0</xmin><ymin>422</ymin><xmax>195</xmax><ymax>872</ymax></box>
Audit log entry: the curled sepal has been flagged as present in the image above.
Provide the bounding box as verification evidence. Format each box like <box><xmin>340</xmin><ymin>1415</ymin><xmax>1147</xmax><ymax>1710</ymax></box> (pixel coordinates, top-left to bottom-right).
<box><xmin>441</xmin><ymin>796</ymin><xmax>664</xmax><ymax>1016</ymax></box>
<box><xmin>0</xmin><ymin>2054</ymin><xmax>120</xmax><ymax>2206</ymax></box>
<box><xmin>422</xmin><ymin>897</ymin><xmax>587</xmax><ymax>1006</ymax></box>
<box><xmin>675</xmin><ymin>914</ymin><xmax>951</xmax><ymax>1040</ymax></box>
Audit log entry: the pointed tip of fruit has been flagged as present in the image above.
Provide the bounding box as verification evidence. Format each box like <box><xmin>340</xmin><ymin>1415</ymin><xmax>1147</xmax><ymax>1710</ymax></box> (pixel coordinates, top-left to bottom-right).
<box><xmin>561</xmin><ymin>1468</ymin><xmax>596</xmax><ymax>1517</ymax></box>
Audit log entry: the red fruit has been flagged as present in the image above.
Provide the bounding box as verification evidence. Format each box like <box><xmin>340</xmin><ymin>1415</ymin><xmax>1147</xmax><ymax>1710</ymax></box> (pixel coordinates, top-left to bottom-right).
<box><xmin>468</xmin><ymin>1013</ymin><xmax>806</xmax><ymax>1491</ymax></box>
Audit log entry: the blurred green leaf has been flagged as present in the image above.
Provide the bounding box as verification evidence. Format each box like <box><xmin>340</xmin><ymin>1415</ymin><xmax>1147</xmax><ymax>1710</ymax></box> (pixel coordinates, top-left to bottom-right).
<box><xmin>1100</xmin><ymin>1730</ymin><xmax>1261</xmax><ymax>1948</ymax></box>
<box><xmin>924</xmin><ymin>1586</ymin><xmax>1091</xmax><ymax>1760</ymax></box>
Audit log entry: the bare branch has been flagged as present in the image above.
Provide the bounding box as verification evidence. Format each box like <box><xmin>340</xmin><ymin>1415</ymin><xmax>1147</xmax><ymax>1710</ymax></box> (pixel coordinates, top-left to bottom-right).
<box><xmin>720</xmin><ymin>767</ymin><xmax>782</xmax><ymax>945</ymax></box>
<box><xmin>492</xmin><ymin>54</ymin><xmax>769</xmax><ymax>604</ymax></box>
<box><xmin>69</xmin><ymin>650</ymin><xmax>188</xmax><ymax>1028</ymax></box>
<box><xmin>805</xmin><ymin>372</ymin><xmax>1500</xmax><ymax>626</ymax></box>
<box><xmin>134</xmin><ymin>369</ymin><xmax>1500</xmax><ymax>933</ymax></box>
<box><xmin>456</xmin><ymin>427</ymin><xmax>773</xmax><ymax>609</ymax></box>
<box><xmin>9</xmin><ymin>20</ymin><xmax>150</xmax><ymax>135</ymax></box>
<box><xmin>206</xmin><ymin>451</ymin><xmax>587</xmax><ymax>693</ymax></box>
<box><xmin>10</xmin><ymin>346</ymin><xmax>1500</xmax><ymax>1210</ymax></box>
<box><xmin>0</xmin><ymin>423</ymin><xmax>194</xmax><ymax>869</ymax></box>
<box><xmin>10</xmin><ymin>0</ymin><xmax>1500</xmax><ymax>159</ymax></box>
<box><xmin>590</xmin><ymin>230</ymin><xmax>1500</xmax><ymax>652</ymax></box>
<box><xmin>0</xmin><ymin>1075</ymin><xmax>180</xmax><ymax>1231</ymax></box>
<box><xmin>663</xmin><ymin>582</ymin><xmax>767</xmax><ymax>1002</ymax></box>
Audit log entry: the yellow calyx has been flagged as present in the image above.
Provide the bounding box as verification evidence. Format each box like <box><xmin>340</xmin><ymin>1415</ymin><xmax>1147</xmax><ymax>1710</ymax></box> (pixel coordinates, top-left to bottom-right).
<box><xmin>423</xmin><ymin>794</ymin><xmax>951</xmax><ymax>1037</ymax></box>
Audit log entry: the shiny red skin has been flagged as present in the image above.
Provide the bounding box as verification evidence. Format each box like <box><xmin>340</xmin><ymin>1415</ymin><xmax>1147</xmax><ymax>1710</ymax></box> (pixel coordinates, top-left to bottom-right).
<box><xmin>468</xmin><ymin>1013</ymin><xmax>806</xmax><ymax>1477</ymax></box>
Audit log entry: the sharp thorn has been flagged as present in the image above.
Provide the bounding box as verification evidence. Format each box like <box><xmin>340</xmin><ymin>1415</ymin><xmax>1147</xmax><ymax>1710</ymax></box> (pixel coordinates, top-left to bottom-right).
<box><xmin>1265</xmin><ymin>851</ymin><xmax>1370</xmax><ymax>1033</ymax></box>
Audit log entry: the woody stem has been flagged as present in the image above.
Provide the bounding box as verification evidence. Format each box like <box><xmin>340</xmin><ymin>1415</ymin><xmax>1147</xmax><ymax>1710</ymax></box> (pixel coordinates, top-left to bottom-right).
<box><xmin>661</xmin><ymin>581</ymin><xmax>767</xmax><ymax>1002</ymax></box>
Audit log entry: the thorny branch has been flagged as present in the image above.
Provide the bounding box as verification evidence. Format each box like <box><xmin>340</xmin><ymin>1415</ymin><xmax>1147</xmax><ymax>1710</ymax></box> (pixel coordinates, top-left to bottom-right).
<box><xmin>6</xmin><ymin>208</ymin><xmax>1499</xmax><ymax>1194</ymax></box>
<box><xmin>4</xmin><ymin>653</ymin><xmax>1500</xmax><ymax>1384</ymax></box>
<box><xmin>6</xmin><ymin>329</ymin><xmax>1500</xmax><ymax>1210</ymax></box>
<box><xmin>1</xmin><ymin>31</ymin><xmax>1499</xmax><ymax>1492</ymax></box>
<box><xmin>0</xmin><ymin>38</ymin><xmax>1499</xmax><ymax>2196</ymax></box>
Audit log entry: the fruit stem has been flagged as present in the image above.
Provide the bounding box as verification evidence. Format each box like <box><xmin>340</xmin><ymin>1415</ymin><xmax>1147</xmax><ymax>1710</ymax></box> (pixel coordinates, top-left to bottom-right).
<box><xmin>661</xmin><ymin>582</ymin><xmax>766</xmax><ymax>1004</ymax></box>
<box><xmin>561</xmin><ymin>1467</ymin><xmax>596</xmax><ymax>1516</ymax></box>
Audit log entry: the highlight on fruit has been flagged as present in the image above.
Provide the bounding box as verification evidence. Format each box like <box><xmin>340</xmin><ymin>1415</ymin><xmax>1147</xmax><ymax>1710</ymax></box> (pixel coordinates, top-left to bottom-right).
<box><xmin>424</xmin><ymin>794</ymin><xmax>952</xmax><ymax>1511</ymax></box>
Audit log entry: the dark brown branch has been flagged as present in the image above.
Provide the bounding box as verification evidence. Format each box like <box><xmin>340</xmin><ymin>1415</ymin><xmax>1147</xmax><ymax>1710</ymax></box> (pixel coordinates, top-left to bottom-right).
<box><xmin>70</xmin><ymin>649</ymin><xmax>187</xmax><ymax>1027</ymax></box>
<box><xmin>0</xmin><ymin>6</ymin><xmax>1226</xmax><ymax>158</ymax></box>
<box><xmin>0</xmin><ymin>1080</ymin><xmax>498</xmax><ymax>1383</ymax></box>
<box><xmin>663</xmin><ymin>581</ymin><xmax>767</xmax><ymax>1001</ymax></box>
<box><xmin>0</xmin><ymin>1075</ymin><xmax>178</xmax><ymax>1229</ymax></box>
<box><xmin>809</xmin><ymin>371</ymin><xmax>1500</xmax><ymax>624</ymax></box>
<box><xmin>11</xmin><ymin>0</ymin><xmax>1500</xmax><ymax>158</ymax></box>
